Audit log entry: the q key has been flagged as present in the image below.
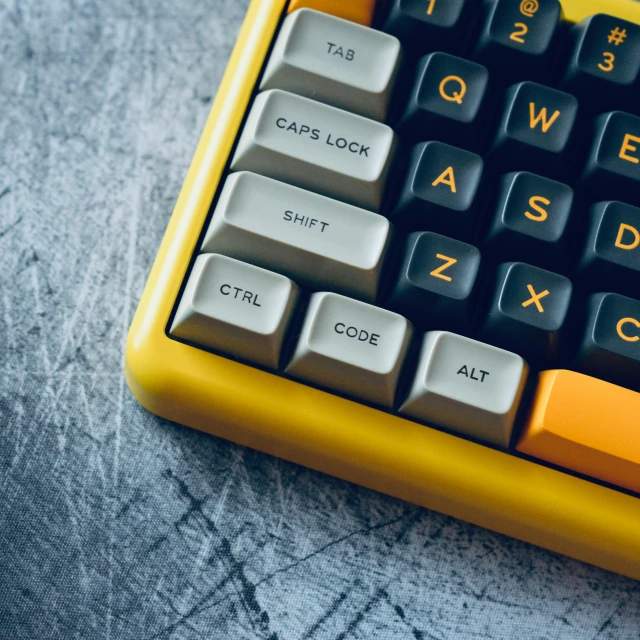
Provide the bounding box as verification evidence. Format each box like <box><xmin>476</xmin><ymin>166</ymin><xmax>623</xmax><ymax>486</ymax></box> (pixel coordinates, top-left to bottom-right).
<box><xmin>396</xmin><ymin>52</ymin><xmax>489</xmax><ymax>151</ymax></box>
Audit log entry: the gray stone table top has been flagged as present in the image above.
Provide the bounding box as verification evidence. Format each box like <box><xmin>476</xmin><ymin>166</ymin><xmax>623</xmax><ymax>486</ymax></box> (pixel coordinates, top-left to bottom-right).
<box><xmin>0</xmin><ymin>1</ymin><xmax>639</xmax><ymax>638</ymax></box>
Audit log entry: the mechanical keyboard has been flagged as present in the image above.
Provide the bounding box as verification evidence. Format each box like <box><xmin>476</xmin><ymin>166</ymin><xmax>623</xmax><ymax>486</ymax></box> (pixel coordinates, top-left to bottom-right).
<box><xmin>125</xmin><ymin>0</ymin><xmax>640</xmax><ymax>579</ymax></box>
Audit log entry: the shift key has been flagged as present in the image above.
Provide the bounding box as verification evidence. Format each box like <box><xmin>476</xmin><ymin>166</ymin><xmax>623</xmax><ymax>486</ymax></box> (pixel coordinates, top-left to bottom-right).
<box><xmin>231</xmin><ymin>89</ymin><xmax>398</xmax><ymax>211</ymax></box>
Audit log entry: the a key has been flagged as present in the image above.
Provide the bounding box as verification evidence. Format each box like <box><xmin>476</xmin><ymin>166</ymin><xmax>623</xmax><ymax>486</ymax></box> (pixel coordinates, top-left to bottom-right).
<box><xmin>575</xmin><ymin>293</ymin><xmax>640</xmax><ymax>392</ymax></box>
<box><xmin>517</xmin><ymin>370</ymin><xmax>640</xmax><ymax>494</ymax></box>
<box><xmin>385</xmin><ymin>232</ymin><xmax>482</xmax><ymax>333</ymax></box>
<box><xmin>388</xmin><ymin>141</ymin><xmax>484</xmax><ymax>238</ymax></box>
<box><xmin>489</xmin><ymin>82</ymin><xmax>579</xmax><ymax>179</ymax></box>
<box><xmin>395</xmin><ymin>52</ymin><xmax>490</xmax><ymax>150</ymax></box>
<box><xmin>286</xmin><ymin>292</ymin><xmax>413</xmax><ymax>407</ymax></box>
<box><xmin>562</xmin><ymin>14</ymin><xmax>640</xmax><ymax>115</ymax></box>
<box><xmin>287</xmin><ymin>0</ymin><xmax>377</xmax><ymax>26</ymax></box>
<box><xmin>473</xmin><ymin>0</ymin><xmax>562</xmax><ymax>82</ymax></box>
<box><xmin>171</xmin><ymin>254</ymin><xmax>300</xmax><ymax>369</ymax></box>
<box><xmin>400</xmin><ymin>331</ymin><xmax>529</xmax><ymax>448</ymax></box>
<box><xmin>261</xmin><ymin>9</ymin><xmax>402</xmax><ymax>121</ymax></box>
<box><xmin>382</xmin><ymin>0</ymin><xmax>470</xmax><ymax>55</ymax></box>
<box><xmin>581</xmin><ymin>111</ymin><xmax>640</xmax><ymax>207</ymax></box>
<box><xmin>485</xmin><ymin>172</ymin><xmax>574</xmax><ymax>270</ymax></box>
<box><xmin>202</xmin><ymin>172</ymin><xmax>392</xmax><ymax>302</ymax></box>
<box><xmin>231</xmin><ymin>89</ymin><xmax>398</xmax><ymax>211</ymax></box>
<box><xmin>577</xmin><ymin>201</ymin><xmax>640</xmax><ymax>296</ymax></box>
<box><xmin>479</xmin><ymin>262</ymin><xmax>573</xmax><ymax>367</ymax></box>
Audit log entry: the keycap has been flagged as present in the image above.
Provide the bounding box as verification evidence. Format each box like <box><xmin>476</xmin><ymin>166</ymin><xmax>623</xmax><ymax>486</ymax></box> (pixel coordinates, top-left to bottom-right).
<box><xmin>574</xmin><ymin>293</ymin><xmax>640</xmax><ymax>392</ymax></box>
<box><xmin>231</xmin><ymin>89</ymin><xmax>398</xmax><ymax>211</ymax></box>
<box><xmin>286</xmin><ymin>292</ymin><xmax>413</xmax><ymax>407</ymax></box>
<box><xmin>261</xmin><ymin>9</ymin><xmax>402</xmax><ymax>121</ymax></box>
<box><xmin>473</xmin><ymin>0</ymin><xmax>561</xmax><ymax>81</ymax></box>
<box><xmin>577</xmin><ymin>201</ymin><xmax>640</xmax><ymax>296</ymax></box>
<box><xmin>485</xmin><ymin>172</ymin><xmax>574</xmax><ymax>269</ymax></box>
<box><xmin>382</xmin><ymin>0</ymin><xmax>469</xmax><ymax>55</ymax></box>
<box><xmin>396</xmin><ymin>52</ymin><xmax>490</xmax><ymax>150</ymax></box>
<box><xmin>400</xmin><ymin>331</ymin><xmax>529</xmax><ymax>448</ymax></box>
<box><xmin>517</xmin><ymin>370</ymin><xmax>640</xmax><ymax>494</ymax></box>
<box><xmin>170</xmin><ymin>254</ymin><xmax>300</xmax><ymax>369</ymax></box>
<box><xmin>388</xmin><ymin>141</ymin><xmax>483</xmax><ymax>237</ymax></box>
<box><xmin>581</xmin><ymin>111</ymin><xmax>640</xmax><ymax>207</ymax></box>
<box><xmin>479</xmin><ymin>262</ymin><xmax>573</xmax><ymax>367</ymax></box>
<box><xmin>562</xmin><ymin>14</ymin><xmax>640</xmax><ymax>114</ymax></box>
<box><xmin>287</xmin><ymin>0</ymin><xmax>377</xmax><ymax>26</ymax></box>
<box><xmin>489</xmin><ymin>82</ymin><xmax>579</xmax><ymax>179</ymax></box>
<box><xmin>386</xmin><ymin>232</ymin><xmax>482</xmax><ymax>333</ymax></box>
<box><xmin>202</xmin><ymin>172</ymin><xmax>392</xmax><ymax>302</ymax></box>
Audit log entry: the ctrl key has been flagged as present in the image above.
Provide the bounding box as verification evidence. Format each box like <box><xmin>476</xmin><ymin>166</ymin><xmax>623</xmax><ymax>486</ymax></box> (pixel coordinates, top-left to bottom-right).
<box><xmin>170</xmin><ymin>254</ymin><xmax>300</xmax><ymax>369</ymax></box>
<box><xmin>400</xmin><ymin>332</ymin><xmax>529</xmax><ymax>448</ymax></box>
<box><xmin>286</xmin><ymin>292</ymin><xmax>412</xmax><ymax>407</ymax></box>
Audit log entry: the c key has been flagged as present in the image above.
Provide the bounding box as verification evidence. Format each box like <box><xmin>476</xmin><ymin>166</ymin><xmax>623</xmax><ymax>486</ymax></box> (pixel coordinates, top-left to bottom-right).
<box><xmin>575</xmin><ymin>293</ymin><xmax>640</xmax><ymax>392</ymax></box>
<box><xmin>479</xmin><ymin>262</ymin><xmax>573</xmax><ymax>367</ymax></box>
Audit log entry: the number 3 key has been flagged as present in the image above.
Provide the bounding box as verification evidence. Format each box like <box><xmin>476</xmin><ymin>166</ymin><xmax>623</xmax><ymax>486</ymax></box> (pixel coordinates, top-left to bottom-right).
<box><xmin>563</xmin><ymin>14</ymin><xmax>640</xmax><ymax>115</ymax></box>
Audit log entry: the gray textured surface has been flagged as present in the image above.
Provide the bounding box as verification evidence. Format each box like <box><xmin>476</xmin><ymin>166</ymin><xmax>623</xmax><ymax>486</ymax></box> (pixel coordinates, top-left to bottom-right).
<box><xmin>0</xmin><ymin>0</ymin><xmax>639</xmax><ymax>638</ymax></box>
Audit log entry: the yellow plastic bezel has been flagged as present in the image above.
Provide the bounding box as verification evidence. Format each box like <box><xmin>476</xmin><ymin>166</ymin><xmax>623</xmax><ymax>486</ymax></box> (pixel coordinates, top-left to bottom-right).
<box><xmin>126</xmin><ymin>0</ymin><xmax>640</xmax><ymax>580</ymax></box>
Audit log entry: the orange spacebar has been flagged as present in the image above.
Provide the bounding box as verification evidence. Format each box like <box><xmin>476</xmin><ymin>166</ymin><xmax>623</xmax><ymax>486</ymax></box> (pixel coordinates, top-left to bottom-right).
<box><xmin>517</xmin><ymin>370</ymin><xmax>640</xmax><ymax>494</ymax></box>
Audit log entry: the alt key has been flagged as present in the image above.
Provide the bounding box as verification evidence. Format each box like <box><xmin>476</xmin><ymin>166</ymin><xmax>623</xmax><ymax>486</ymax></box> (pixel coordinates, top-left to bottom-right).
<box><xmin>400</xmin><ymin>331</ymin><xmax>529</xmax><ymax>448</ymax></box>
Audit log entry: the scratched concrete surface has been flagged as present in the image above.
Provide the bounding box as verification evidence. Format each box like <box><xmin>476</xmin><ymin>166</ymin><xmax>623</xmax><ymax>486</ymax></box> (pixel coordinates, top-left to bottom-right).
<box><xmin>0</xmin><ymin>0</ymin><xmax>639</xmax><ymax>638</ymax></box>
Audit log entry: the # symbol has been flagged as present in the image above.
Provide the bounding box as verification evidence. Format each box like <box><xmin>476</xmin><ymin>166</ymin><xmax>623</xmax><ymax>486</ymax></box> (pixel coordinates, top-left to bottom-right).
<box><xmin>608</xmin><ymin>27</ymin><xmax>628</xmax><ymax>46</ymax></box>
<box><xmin>520</xmin><ymin>0</ymin><xmax>539</xmax><ymax>18</ymax></box>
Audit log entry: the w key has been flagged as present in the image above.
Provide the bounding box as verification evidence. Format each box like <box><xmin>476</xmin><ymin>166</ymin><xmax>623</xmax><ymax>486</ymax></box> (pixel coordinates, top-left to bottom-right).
<box><xmin>489</xmin><ymin>82</ymin><xmax>579</xmax><ymax>179</ymax></box>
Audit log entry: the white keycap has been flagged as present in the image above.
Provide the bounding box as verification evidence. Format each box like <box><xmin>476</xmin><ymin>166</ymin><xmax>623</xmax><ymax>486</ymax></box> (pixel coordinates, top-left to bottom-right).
<box><xmin>260</xmin><ymin>9</ymin><xmax>402</xmax><ymax>121</ymax></box>
<box><xmin>400</xmin><ymin>331</ymin><xmax>529</xmax><ymax>448</ymax></box>
<box><xmin>286</xmin><ymin>292</ymin><xmax>412</xmax><ymax>407</ymax></box>
<box><xmin>202</xmin><ymin>172</ymin><xmax>392</xmax><ymax>302</ymax></box>
<box><xmin>170</xmin><ymin>254</ymin><xmax>299</xmax><ymax>369</ymax></box>
<box><xmin>230</xmin><ymin>89</ymin><xmax>397</xmax><ymax>211</ymax></box>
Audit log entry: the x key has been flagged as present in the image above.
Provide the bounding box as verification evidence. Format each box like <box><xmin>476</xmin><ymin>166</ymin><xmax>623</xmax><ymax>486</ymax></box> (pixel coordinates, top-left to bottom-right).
<box><xmin>480</xmin><ymin>262</ymin><xmax>572</xmax><ymax>367</ymax></box>
<box><xmin>522</xmin><ymin>284</ymin><xmax>550</xmax><ymax>312</ymax></box>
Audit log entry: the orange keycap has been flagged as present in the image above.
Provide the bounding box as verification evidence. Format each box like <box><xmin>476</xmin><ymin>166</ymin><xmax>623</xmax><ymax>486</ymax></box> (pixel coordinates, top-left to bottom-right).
<box><xmin>287</xmin><ymin>0</ymin><xmax>377</xmax><ymax>26</ymax></box>
<box><xmin>517</xmin><ymin>370</ymin><xmax>640</xmax><ymax>494</ymax></box>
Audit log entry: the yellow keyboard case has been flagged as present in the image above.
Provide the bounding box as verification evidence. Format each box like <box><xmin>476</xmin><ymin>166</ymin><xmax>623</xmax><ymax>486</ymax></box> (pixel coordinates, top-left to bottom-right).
<box><xmin>126</xmin><ymin>0</ymin><xmax>640</xmax><ymax>580</ymax></box>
